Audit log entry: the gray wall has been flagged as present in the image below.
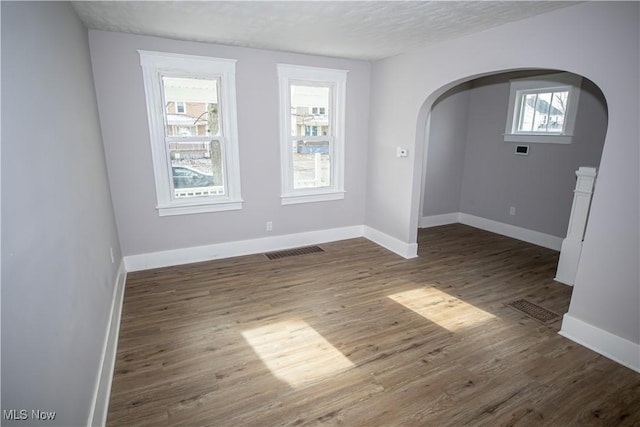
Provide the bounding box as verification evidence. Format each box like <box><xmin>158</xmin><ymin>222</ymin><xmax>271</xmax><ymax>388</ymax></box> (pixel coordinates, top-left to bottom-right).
<box><xmin>89</xmin><ymin>31</ymin><xmax>371</xmax><ymax>257</ymax></box>
<box><xmin>367</xmin><ymin>2</ymin><xmax>638</xmax><ymax>345</ymax></box>
<box><xmin>423</xmin><ymin>71</ymin><xmax>607</xmax><ymax>238</ymax></box>
<box><xmin>1</xmin><ymin>2</ymin><xmax>122</xmax><ymax>426</ymax></box>
<box><xmin>422</xmin><ymin>83</ymin><xmax>470</xmax><ymax>217</ymax></box>
<box><xmin>460</xmin><ymin>73</ymin><xmax>607</xmax><ymax>237</ymax></box>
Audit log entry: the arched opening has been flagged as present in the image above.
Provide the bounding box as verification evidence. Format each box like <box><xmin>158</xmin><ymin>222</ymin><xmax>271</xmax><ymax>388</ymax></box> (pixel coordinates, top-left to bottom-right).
<box><xmin>415</xmin><ymin>69</ymin><xmax>608</xmax><ymax>263</ymax></box>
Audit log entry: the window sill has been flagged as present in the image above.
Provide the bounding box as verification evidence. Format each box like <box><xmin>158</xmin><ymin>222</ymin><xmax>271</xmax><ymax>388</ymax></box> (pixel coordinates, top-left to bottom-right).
<box><xmin>503</xmin><ymin>133</ymin><xmax>574</xmax><ymax>144</ymax></box>
<box><xmin>281</xmin><ymin>190</ymin><xmax>345</xmax><ymax>205</ymax></box>
<box><xmin>157</xmin><ymin>199</ymin><xmax>243</xmax><ymax>216</ymax></box>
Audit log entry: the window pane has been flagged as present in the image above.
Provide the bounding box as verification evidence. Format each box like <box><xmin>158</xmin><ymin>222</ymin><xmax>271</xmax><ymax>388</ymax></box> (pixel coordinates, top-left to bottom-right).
<box><xmin>163</xmin><ymin>77</ymin><xmax>221</xmax><ymax>137</ymax></box>
<box><xmin>290</xmin><ymin>85</ymin><xmax>330</xmax><ymax>137</ymax></box>
<box><xmin>549</xmin><ymin>91</ymin><xmax>568</xmax><ymax>132</ymax></box>
<box><xmin>518</xmin><ymin>93</ymin><xmax>537</xmax><ymax>132</ymax></box>
<box><xmin>518</xmin><ymin>90</ymin><xmax>568</xmax><ymax>134</ymax></box>
<box><xmin>534</xmin><ymin>92</ymin><xmax>552</xmax><ymax>132</ymax></box>
<box><xmin>170</xmin><ymin>140</ymin><xmax>225</xmax><ymax>198</ymax></box>
<box><xmin>293</xmin><ymin>140</ymin><xmax>330</xmax><ymax>189</ymax></box>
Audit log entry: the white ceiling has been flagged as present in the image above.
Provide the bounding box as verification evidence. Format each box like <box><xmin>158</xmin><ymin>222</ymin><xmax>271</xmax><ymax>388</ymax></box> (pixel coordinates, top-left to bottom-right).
<box><xmin>72</xmin><ymin>1</ymin><xmax>578</xmax><ymax>61</ymax></box>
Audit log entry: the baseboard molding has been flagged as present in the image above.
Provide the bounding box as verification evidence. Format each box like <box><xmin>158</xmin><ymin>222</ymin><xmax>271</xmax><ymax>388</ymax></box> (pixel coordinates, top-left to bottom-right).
<box><xmin>458</xmin><ymin>213</ymin><xmax>563</xmax><ymax>251</ymax></box>
<box><xmin>124</xmin><ymin>226</ymin><xmax>366</xmax><ymax>272</ymax></box>
<box><xmin>419</xmin><ymin>213</ymin><xmax>460</xmax><ymax>228</ymax></box>
<box><xmin>420</xmin><ymin>212</ymin><xmax>562</xmax><ymax>251</ymax></box>
<box><xmin>124</xmin><ymin>224</ymin><xmax>424</xmax><ymax>272</ymax></box>
<box><xmin>560</xmin><ymin>314</ymin><xmax>640</xmax><ymax>373</ymax></box>
<box><xmin>123</xmin><ymin>214</ymin><xmax>562</xmax><ymax>272</ymax></box>
<box><xmin>363</xmin><ymin>226</ymin><xmax>418</xmax><ymax>259</ymax></box>
<box><xmin>88</xmin><ymin>260</ymin><xmax>127</xmax><ymax>427</ymax></box>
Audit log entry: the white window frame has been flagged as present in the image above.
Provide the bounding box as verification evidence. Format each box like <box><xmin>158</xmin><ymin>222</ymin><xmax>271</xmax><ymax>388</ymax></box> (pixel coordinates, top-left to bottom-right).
<box><xmin>504</xmin><ymin>72</ymin><xmax>582</xmax><ymax>144</ymax></box>
<box><xmin>139</xmin><ymin>50</ymin><xmax>243</xmax><ymax>216</ymax></box>
<box><xmin>175</xmin><ymin>101</ymin><xmax>186</xmax><ymax>114</ymax></box>
<box><xmin>277</xmin><ymin>64</ymin><xmax>347</xmax><ymax>205</ymax></box>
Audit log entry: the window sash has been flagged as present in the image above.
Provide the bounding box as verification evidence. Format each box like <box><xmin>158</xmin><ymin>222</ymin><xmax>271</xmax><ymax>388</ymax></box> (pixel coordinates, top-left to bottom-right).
<box><xmin>514</xmin><ymin>88</ymin><xmax>569</xmax><ymax>135</ymax></box>
<box><xmin>290</xmin><ymin>137</ymin><xmax>333</xmax><ymax>189</ymax></box>
<box><xmin>165</xmin><ymin>138</ymin><xmax>228</xmax><ymax>201</ymax></box>
<box><xmin>290</xmin><ymin>82</ymin><xmax>333</xmax><ymax>138</ymax></box>
<box><xmin>161</xmin><ymin>76</ymin><xmax>228</xmax><ymax>201</ymax></box>
<box><xmin>286</xmin><ymin>82</ymin><xmax>334</xmax><ymax>193</ymax></box>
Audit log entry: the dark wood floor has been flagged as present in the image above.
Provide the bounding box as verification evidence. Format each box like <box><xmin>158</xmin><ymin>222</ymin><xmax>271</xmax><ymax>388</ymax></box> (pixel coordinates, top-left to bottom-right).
<box><xmin>108</xmin><ymin>224</ymin><xmax>640</xmax><ymax>426</ymax></box>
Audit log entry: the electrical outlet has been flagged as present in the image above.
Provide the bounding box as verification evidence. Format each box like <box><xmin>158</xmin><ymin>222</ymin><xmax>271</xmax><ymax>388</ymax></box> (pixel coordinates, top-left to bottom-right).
<box><xmin>509</xmin><ymin>206</ymin><xmax>516</xmax><ymax>216</ymax></box>
<box><xmin>266</xmin><ymin>221</ymin><xmax>273</xmax><ymax>232</ymax></box>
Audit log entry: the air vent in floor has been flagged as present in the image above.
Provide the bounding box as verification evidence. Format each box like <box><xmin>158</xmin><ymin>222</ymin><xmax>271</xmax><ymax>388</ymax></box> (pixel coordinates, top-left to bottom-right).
<box><xmin>265</xmin><ymin>245</ymin><xmax>325</xmax><ymax>260</ymax></box>
<box><xmin>507</xmin><ymin>299</ymin><xmax>560</xmax><ymax>324</ymax></box>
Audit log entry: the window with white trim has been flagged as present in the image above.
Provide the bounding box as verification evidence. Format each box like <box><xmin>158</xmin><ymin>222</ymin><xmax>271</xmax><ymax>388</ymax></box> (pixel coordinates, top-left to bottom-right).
<box><xmin>139</xmin><ymin>50</ymin><xmax>242</xmax><ymax>216</ymax></box>
<box><xmin>277</xmin><ymin>64</ymin><xmax>347</xmax><ymax>205</ymax></box>
<box><xmin>504</xmin><ymin>73</ymin><xmax>582</xmax><ymax>144</ymax></box>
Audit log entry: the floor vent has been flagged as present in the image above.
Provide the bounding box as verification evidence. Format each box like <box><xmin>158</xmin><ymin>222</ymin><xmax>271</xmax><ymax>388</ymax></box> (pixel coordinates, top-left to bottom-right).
<box><xmin>507</xmin><ymin>299</ymin><xmax>560</xmax><ymax>324</ymax></box>
<box><xmin>265</xmin><ymin>245</ymin><xmax>325</xmax><ymax>260</ymax></box>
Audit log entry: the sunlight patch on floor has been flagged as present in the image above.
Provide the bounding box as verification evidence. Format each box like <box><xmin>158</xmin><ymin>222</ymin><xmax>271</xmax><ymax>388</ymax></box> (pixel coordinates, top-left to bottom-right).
<box><xmin>241</xmin><ymin>319</ymin><xmax>354</xmax><ymax>388</ymax></box>
<box><xmin>388</xmin><ymin>287</ymin><xmax>495</xmax><ymax>331</ymax></box>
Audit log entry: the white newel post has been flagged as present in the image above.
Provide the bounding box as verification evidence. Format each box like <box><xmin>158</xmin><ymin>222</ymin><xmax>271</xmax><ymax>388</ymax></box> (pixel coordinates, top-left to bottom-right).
<box><xmin>555</xmin><ymin>167</ymin><xmax>597</xmax><ymax>286</ymax></box>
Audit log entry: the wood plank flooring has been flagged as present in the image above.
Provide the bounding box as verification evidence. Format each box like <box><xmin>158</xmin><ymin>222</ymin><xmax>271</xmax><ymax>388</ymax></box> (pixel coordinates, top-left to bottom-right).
<box><xmin>108</xmin><ymin>224</ymin><xmax>640</xmax><ymax>426</ymax></box>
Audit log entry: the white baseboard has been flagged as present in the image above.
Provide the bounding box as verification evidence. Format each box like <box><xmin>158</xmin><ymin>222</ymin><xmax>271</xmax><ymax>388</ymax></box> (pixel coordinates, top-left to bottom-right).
<box><xmin>363</xmin><ymin>226</ymin><xmax>418</xmax><ymax>259</ymax></box>
<box><xmin>88</xmin><ymin>260</ymin><xmax>127</xmax><ymax>427</ymax></box>
<box><xmin>560</xmin><ymin>314</ymin><xmax>640</xmax><ymax>373</ymax></box>
<box><xmin>124</xmin><ymin>215</ymin><xmax>561</xmax><ymax>272</ymax></box>
<box><xmin>124</xmin><ymin>224</ymin><xmax>424</xmax><ymax>272</ymax></box>
<box><xmin>124</xmin><ymin>226</ymin><xmax>366</xmax><ymax>272</ymax></box>
<box><xmin>419</xmin><ymin>213</ymin><xmax>460</xmax><ymax>228</ymax></box>
<box><xmin>420</xmin><ymin>212</ymin><xmax>563</xmax><ymax>251</ymax></box>
<box><xmin>458</xmin><ymin>213</ymin><xmax>563</xmax><ymax>251</ymax></box>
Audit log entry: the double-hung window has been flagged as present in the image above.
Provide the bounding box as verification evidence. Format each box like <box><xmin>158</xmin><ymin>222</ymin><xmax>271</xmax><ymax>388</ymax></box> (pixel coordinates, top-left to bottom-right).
<box><xmin>139</xmin><ymin>50</ymin><xmax>242</xmax><ymax>216</ymax></box>
<box><xmin>504</xmin><ymin>72</ymin><xmax>582</xmax><ymax>144</ymax></box>
<box><xmin>277</xmin><ymin>64</ymin><xmax>347</xmax><ymax>205</ymax></box>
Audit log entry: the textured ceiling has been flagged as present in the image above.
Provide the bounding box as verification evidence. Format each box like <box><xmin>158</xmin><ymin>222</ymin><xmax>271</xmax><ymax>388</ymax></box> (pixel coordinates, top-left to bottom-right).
<box><xmin>72</xmin><ymin>1</ymin><xmax>578</xmax><ymax>61</ymax></box>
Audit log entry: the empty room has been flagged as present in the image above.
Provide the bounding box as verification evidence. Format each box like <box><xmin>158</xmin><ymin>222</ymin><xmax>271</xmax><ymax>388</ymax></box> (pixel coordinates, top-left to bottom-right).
<box><xmin>2</xmin><ymin>1</ymin><xmax>639</xmax><ymax>426</ymax></box>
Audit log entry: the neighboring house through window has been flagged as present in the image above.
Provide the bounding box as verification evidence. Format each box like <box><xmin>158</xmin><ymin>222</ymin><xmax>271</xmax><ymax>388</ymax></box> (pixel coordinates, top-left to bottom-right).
<box><xmin>277</xmin><ymin>64</ymin><xmax>347</xmax><ymax>205</ymax></box>
<box><xmin>504</xmin><ymin>72</ymin><xmax>582</xmax><ymax>144</ymax></box>
<box><xmin>139</xmin><ymin>50</ymin><xmax>242</xmax><ymax>216</ymax></box>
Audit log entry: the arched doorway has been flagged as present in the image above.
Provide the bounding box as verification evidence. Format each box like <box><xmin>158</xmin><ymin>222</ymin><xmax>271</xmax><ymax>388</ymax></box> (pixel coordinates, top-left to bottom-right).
<box><xmin>415</xmin><ymin>69</ymin><xmax>608</xmax><ymax>258</ymax></box>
